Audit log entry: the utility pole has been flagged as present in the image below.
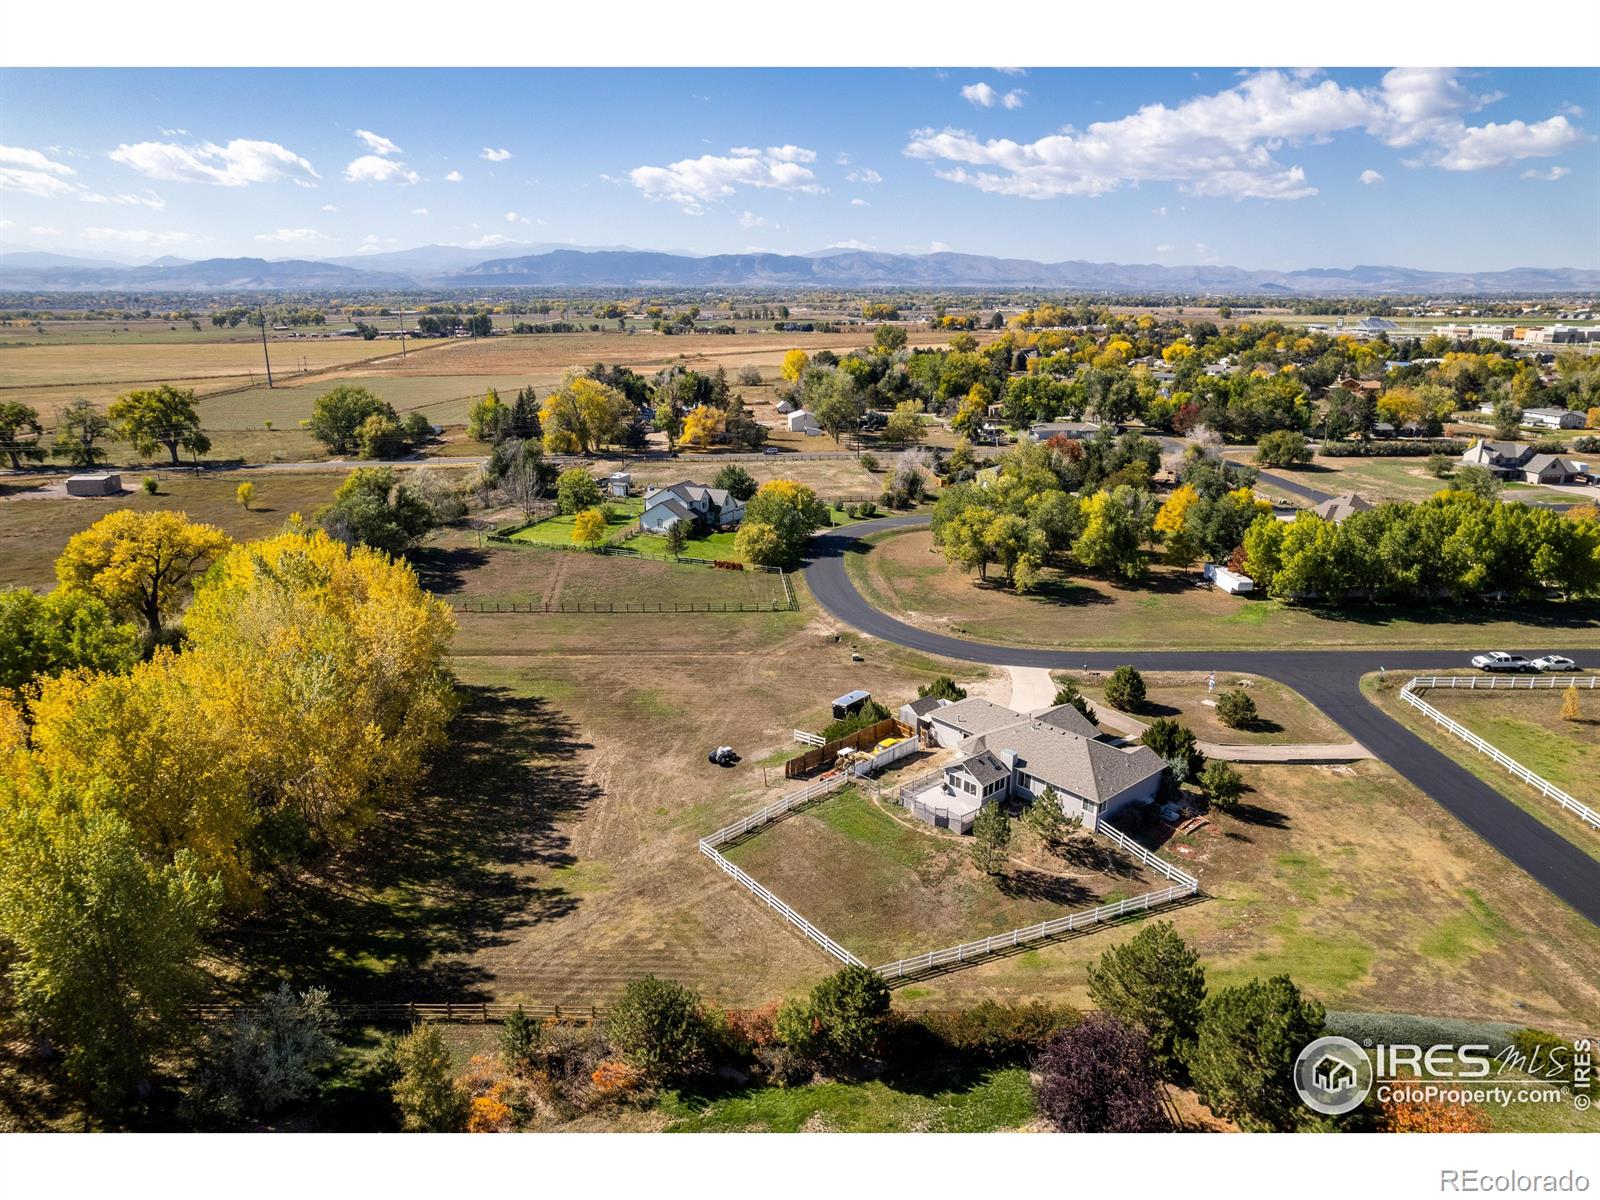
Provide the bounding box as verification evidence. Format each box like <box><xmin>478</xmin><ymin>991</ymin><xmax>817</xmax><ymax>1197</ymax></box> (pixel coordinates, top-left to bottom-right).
<box><xmin>398</xmin><ymin>304</ymin><xmax>406</xmax><ymax>356</ymax></box>
<box><xmin>257</xmin><ymin>308</ymin><xmax>274</xmax><ymax>388</ymax></box>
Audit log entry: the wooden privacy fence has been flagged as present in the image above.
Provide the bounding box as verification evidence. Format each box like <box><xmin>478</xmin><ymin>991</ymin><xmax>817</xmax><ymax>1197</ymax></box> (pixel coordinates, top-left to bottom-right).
<box><xmin>784</xmin><ymin>718</ymin><xmax>912</xmax><ymax>779</ymax></box>
<box><xmin>1400</xmin><ymin>676</ymin><xmax>1599</xmax><ymax>830</ymax></box>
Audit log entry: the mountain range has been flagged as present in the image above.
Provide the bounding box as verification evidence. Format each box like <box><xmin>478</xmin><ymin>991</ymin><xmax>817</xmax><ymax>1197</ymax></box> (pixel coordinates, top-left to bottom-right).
<box><xmin>0</xmin><ymin>244</ymin><xmax>1595</xmax><ymax>295</ymax></box>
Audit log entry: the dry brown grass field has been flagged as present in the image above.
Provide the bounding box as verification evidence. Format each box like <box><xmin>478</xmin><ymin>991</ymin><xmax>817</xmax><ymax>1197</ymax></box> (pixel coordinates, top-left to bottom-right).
<box><xmin>1365</xmin><ymin>672</ymin><xmax>1600</xmax><ymax>862</ymax></box>
<box><xmin>846</xmin><ymin>526</ymin><xmax>1600</xmax><ymax>650</ymax></box>
<box><xmin>1052</xmin><ymin>669</ymin><xmax>1349</xmax><ymax>745</ymax></box>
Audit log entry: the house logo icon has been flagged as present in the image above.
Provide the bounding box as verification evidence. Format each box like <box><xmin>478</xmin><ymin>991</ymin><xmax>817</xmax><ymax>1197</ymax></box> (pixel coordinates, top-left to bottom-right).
<box><xmin>1294</xmin><ymin>1036</ymin><xmax>1373</xmax><ymax>1116</ymax></box>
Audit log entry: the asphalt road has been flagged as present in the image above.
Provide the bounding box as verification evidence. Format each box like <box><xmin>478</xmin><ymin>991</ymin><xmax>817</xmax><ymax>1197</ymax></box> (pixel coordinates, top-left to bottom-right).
<box><xmin>804</xmin><ymin>514</ymin><xmax>1600</xmax><ymax>926</ymax></box>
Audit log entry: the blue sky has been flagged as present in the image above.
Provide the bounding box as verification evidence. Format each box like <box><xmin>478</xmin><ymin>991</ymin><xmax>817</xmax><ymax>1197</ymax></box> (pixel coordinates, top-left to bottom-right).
<box><xmin>1</xmin><ymin>67</ymin><xmax>1595</xmax><ymax>270</ymax></box>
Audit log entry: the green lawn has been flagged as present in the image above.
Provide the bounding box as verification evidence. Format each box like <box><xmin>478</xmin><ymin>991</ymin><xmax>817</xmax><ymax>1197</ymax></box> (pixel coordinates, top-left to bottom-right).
<box><xmin>658</xmin><ymin>1066</ymin><xmax>1035</xmax><ymax>1132</ymax></box>
<box><xmin>1054</xmin><ymin>670</ymin><xmax>1348</xmax><ymax>745</ymax></box>
<box><xmin>505</xmin><ymin>497</ymin><xmax>643</xmax><ymax>547</ymax></box>
<box><xmin>630</xmin><ymin>527</ymin><xmax>743</xmax><ymax>561</ymax></box>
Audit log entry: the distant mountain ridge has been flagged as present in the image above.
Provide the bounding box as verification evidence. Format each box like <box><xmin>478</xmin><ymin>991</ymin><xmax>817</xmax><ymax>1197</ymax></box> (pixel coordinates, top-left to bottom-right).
<box><xmin>0</xmin><ymin>245</ymin><xmax>1594</xmax><ymax>294</ymax></box>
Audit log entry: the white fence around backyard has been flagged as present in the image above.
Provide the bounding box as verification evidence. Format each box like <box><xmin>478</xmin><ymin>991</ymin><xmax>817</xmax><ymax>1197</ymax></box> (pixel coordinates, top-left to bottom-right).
<box><xmin>698</xmin><ymin>774</ymin><xmax>867</xmax><ymax>967</ymax></box>
<box><xmin>873</xmin><ymin>822</ymin><xmax>1199</xmax><ymax>981</ymax></box>
<box><xmin>1400</xmin><ymin>677</ymin><xmax>1599</xmax><ymax>830</ymax></box>
<box><xmin>700</xmin><ymin>767</ymin><xmax>1204</xmax><ymax>983</ymax></box>
<box><xmin>792</xmin><ymin>729</ymin><xmax>825</xmax><ymax>747</ymax></box>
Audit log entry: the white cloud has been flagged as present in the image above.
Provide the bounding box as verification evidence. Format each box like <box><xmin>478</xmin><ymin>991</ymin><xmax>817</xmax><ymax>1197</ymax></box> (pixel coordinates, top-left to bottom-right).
<box><xmin>159</xmin><ymin>127</ymin><xmax>188</xmax><ymax>137</ymax></box>
<box><xmin>344</xmin><ymin>154</ymin><xmax>420</xmax><ymax>184</ymax></box>
<box><xmin>961</xmin><ymin>82</ymin><xmax>1023</xmax><ymax>110</ymax></box>
<box><xmin>81</xmin><ymin>227</ymin><xmax>202</xmax><ymax>247</ymax></box>
<box><xmin>354</xmin><ymin>129</ymin><xmax>402</xmax><ymax>157</ymax></box>
<box><xmin>30</xmin><ymin>226</ymin><xmax>64</xmax><ymax>237</ymax></box>
<box><xmin>1359</xmin><ymin>169</ymin><xmax>1384</xmax><ymax>185</ymax></box>
<box><xmin>826</xmin><ymin>239</ymin><xmax>875</xmax><ymax>251</ymax></box>
<box><xmin>1153</xmin><ymin>206</ymin><xmax>1168</xmax><ymax>217</ymax></box>
<box><xmin>961</xmin><ymin>82</ymin><xmax>999</xmax><ymax>107</ymax></box>
<box><xmin>850</xmin><ymin>198</ymin><xmax>869</xmax><ymax>207</ymax></box>
<box><xmin>0</xmin><ymin>144</ymin><xmax>79</xmax><ymax>197</ymax></box>
<box><xmin>915</xmin><ymin>71</ymin><xmax>1372</xmax><ymax>201</ymax></box>
<box><xmin>1154</xmin><ymin>243</ymin><xmax>1173</xmax><ymax>253</ymax></box>
<box><xmin>1194</xmin><ymin>242</ymin><xmax>1220</xmax><ymax>263</ymax></box>
<box><xmin>1432</xmin><ymin>116</ymin><xmax>1584</xmax><ymax>170</ymax></box>
<box><xmin>834</xmin><ymin>152</ymin><xmax>851</xmax><ymax>165</ymax></box>
<box><xmin>444</xmin><ymin>169</ymin><xmax>463</xmax><ymax>182</ymax></box>
<box><xmin>1369</xmin><ymin>69</ymin><xmax>1583</xmax><ymax>171</ymax></box>
<box><xmin>480</xmin><ymin>147</ymin><xmax>513</xmax><ymax>162</ymax></box>
<box><xmin>253</xmin><ymin>228</ymin><xmax>328</xmax><ymax>243</ymax></box>
<box><xmin>0</xmin><ymin>218</ymin><xmax>13</xmax><ymax>230</ymax></box>
<box><xmin>1521</xmin><ymin>165</ymin><xmax>1571</xmax><ymax>181</ymax></box>
<box><xmin>342</xmin><ymin>130</ymin><xmax>419</xmax><ymax>184</ymax></box>
<box><xmin>738</xmin><ymin>210</ymin><xmax>769</xmax><ymax>229</ymax></box>
<box><xmin>629</xmin><ymin>145</ymin><xmax>822</xmax><ymax>214</ymax></box>
<box><xmin>994</xmin><ymin>67</ymin><xmax>1027</xmax><ymax>77</ymax></box>
<box><xmin>846</xmin><ymin>167</ymin><xmax>882</xmax><ymax>184</ymax></box>
<box><xmin>321</xmin><ymin>203</ymin><xmax>339</xmax><ymax>212</ymax></box>
<box><xmin>80</xmin><ymin>190</ymin><xmax>165</xmax><ymax>209</ymax></box>
<box><xmin>925</xmin><ymin>241</ymin><xmax>952</xmax><ymax>253</ymax></box>
<box><xmin>411</xmin><ymin>206</ymin><xmax>429</xmax><ymax>215</ymax></box>
<box><xmin>505</xmin><ymin>211</ymin><xmax>529</xmax><ymax>224</ymax></box>
<box><xmin>462</xmin><ymin>232</ymin><xmax>517</xmax><ymax>248</ymax></box>
<box><xmin>910</xmin><ymin>68</ymin><xmax>1590</xmax><ymax>202</ymax></box>
<box><xmin>110</xmin><ymin>138</ymin><xmax>319</xmax><ymax>187</ymax></box>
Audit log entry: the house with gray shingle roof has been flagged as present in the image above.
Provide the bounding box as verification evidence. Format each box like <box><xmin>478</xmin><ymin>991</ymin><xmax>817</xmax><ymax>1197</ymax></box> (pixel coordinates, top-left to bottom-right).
<box><xmin>916</xmin><ymin>699</ymin><xmax>1166</xmax><ymax>834</ymax></box>
<box><xmin>1310</xmin><ymin>492</ymin><xmax>1374</xmax><ymax>523</ymax></box>
<box><xmin>639</xmin><ymin>480</ymin><xmax>745</xmax><ymax>535</ymax></box>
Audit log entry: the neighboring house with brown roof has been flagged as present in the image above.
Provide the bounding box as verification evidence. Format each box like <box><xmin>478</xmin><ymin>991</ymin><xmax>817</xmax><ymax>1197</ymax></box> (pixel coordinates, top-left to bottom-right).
<box><xmin>1310</xmin><ymin>492</ymin><xmax>1374</xmax><ymax>522</ymax></box>
<box><xmin>1520</xmin><ymin>453</ymin><xmax>1588</xmax><ymax>485</ymax></box>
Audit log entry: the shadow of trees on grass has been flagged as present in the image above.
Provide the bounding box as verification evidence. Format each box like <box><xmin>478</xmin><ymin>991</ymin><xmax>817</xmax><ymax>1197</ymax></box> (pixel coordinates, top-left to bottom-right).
<box><xmin>211</xmin><ymin>684</ymin><xmax>597</xmax><ymax>1002</ymax></box>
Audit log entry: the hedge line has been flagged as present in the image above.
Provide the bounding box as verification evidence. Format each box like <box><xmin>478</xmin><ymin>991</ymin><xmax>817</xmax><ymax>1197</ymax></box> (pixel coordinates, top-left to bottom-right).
<box><xmin>1320</xmin><ymin>439</ymin><xmax>1467</xmax><ymax>458</ymax></box>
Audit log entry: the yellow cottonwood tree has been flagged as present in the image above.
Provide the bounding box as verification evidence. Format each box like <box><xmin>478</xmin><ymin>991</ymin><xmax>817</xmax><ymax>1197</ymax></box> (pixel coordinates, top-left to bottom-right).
<box><xmin>679</xmin><ymin>404</ymin><xmax>724</xmax><ymax>450</ymax></box>
<box><xmin>24</xmin><ymin>654</ymin><xmax>257</xmax><ymax>899</ymax></box>
<box><xmin>780</xmin><ymin>348</ymin><xmax>810</xmax><ymax>383</ymax></box>
<box><xmin>181</xmin><ymin>528</ymin><xmax>457</xmax><ymax>844</ymax></box>
<box><xmin>572</xmin><ymin>507</ymin><xmax>607</xmax><ymax>550</ymax></box>
<box><xmin>55</xmin><ymin>510</ymin><xmax>230</xmax><ymax>640</ymax></box>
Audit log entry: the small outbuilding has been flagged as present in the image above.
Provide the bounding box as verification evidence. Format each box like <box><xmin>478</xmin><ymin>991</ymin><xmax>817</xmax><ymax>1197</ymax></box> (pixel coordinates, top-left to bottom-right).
<box><xmin>1203</xmin><ymin>562</ymin><xmax>1255</xmax><ymax>595</ymax></box>
<box><xmin>66</xmin><ymin>473</ymin><xmax>122</xmax><ymax>497</ymax></box>
<box><xmin>831</xmin><ymin>689</ymin><xmax>872</xmax><ymax>720</ymax></box>
<box><xmin>787</xmin><ymin>409</ymin><xmax>822</xmax><ymax>436</ymax></box>
<box><xmin>607</xmin><ymin>471</ymin><xmax>632</xmax><ymax>498</ymax></box>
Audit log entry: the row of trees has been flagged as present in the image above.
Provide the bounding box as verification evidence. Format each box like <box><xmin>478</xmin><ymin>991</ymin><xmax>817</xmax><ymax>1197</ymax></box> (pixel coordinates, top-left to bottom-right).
<box><xmin>2</xmin><ymin>388</ymin><xmax>212</xmax><ymax>470</ymax></box>
<box><xmin>0</xmin><ymin>517</ymin><xmax>457</xmax><ymax>1113</ymax></box>
<box><xmin>1242</xmin><ymin>492</ymin><xmax>1600</xmax><ymax>603</ymax></box>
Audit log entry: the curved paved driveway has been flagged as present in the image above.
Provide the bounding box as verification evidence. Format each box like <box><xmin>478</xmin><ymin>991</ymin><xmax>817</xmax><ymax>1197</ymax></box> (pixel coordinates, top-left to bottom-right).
<box><xmin>805</xmin><ymin>515</ymin><xmax>1600</xmax><ymax>925</ymax></box>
